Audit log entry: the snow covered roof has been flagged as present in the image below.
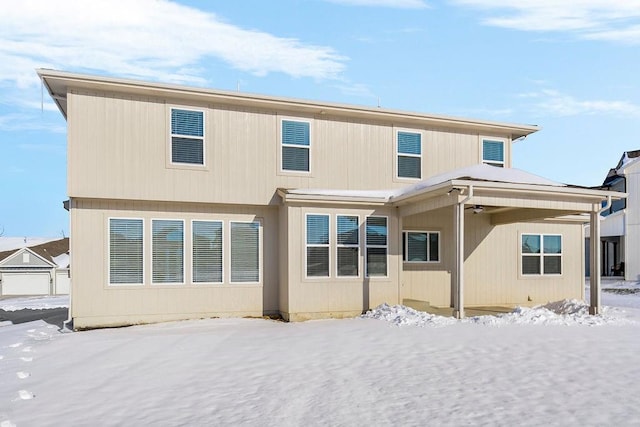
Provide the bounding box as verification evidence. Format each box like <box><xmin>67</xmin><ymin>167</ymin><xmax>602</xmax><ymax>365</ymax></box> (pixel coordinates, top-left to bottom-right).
<box><xmin>284</xmin><ymin>164</ymin><xmax>567</xmax><ymax>203</ymax></box>
<box><xmin>390</xmin><ymin>164</ymin><xmax>564</xmax><ymax>200</ymax></box>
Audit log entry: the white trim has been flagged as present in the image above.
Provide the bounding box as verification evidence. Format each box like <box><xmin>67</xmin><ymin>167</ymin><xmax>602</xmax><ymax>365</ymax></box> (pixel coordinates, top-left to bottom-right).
<box><xmin>336</xmin><ymin>214</ymin><xmax>361</xmax><ymax>278</ymax></box>
<box><xmin>229</xmin><ymin>220</ymin><xmax>262</xmax><ymax>284</ymax></box>
<box><xmin>279</xmin><ymin>116</ymin><xmax>312</xmax><ymax>175</ymax></box>
<box><xmin>168</xmin><ymin>106</ymin><xmax>206</xmax><ymax>168</ymax></box>
<box><xmin>394</xmin><ymin>128</ymin><xmax>423</xmax><ymax>181</ymax></box>
<box><xmin>305</xmin><ymin>213</ymin><xmax>331</xmax><ymax>279</ymax></box>
<box><xmin>402</xmin><ymin>230</ymin><xmax>441</xmax><ymax>263</ymax></box>
<box><xmin>191</xmin><ymin>219</ymin><xmax>224</xmax><ymax>284</ymax></box>
<box><xmin>520</xmin><ymin>233</ymin><xmax>563</xmax><ymax>276</ymax></box>
<box><xmin>107</xmin><ymin>217</ymin><xmax>145</xmax><ymax>286</ymax></box>
<box><xmin>151</xmin><ymin>218</ymin><xmax>186</xmax><ymax>285</ymax></box>
<box><xmin>365</xmin><ymin>215</ymin><xmax>388</xmax><ymax>278</ymax></box>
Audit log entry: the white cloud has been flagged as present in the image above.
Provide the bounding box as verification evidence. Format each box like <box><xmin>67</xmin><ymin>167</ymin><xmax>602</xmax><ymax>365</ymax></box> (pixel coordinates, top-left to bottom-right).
<box><xmin>451</xmin><ymin>0</ymin><xmax>640</xmax><ymax>43</ymax></box>
<box><xmin>522</xmin><ymin>89</ymin><xmax>640</xmax><ymax>118</ymax></box>
<box><xmin>0</xmin><ymin>0</ymin><xmax>348</xmax><ymax>90</ymax></box>
<box><xmin>325</xmin><ymin>0</ymin><xmax>428</xmax><ymax>8</ymax></box>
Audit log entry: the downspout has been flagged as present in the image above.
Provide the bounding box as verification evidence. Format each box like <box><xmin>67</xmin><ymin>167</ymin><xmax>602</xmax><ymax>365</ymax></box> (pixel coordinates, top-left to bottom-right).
<box><xmin>454</xmin><ymin>185</ymin><xmax>473</xmax><ymax>319</ymax></box>
<box><xmin>62</xmin><ymin>198</ymin><xmax>73</xmax><ymax>331</ymax></box>
<box><xmin>590</xmin><ymin>195</ymin><xmax>612</xmax><ymax>315</ymax></box>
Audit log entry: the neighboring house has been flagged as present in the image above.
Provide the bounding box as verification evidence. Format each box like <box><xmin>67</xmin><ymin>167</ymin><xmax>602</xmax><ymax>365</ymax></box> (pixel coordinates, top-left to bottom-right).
<box><xmin>38</xmin><ymin>69</ymin><xmax>622</xmax><ymax>329</ymax></box>
<box><xmin>586</xmin><ymin>150</ymin><xmax>640</xmax><ymax>281</ymax></box>
<box><xmin>0</xmin><ymin>237</ymin><xmax>70</xmax><ymax>296</ymax></box>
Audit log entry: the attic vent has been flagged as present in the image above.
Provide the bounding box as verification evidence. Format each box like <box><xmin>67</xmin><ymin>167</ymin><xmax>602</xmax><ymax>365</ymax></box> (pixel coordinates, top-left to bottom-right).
<box><xmin>23</xmin><ymin>253</ymin><xmax>30</xmax><ymax>263</ymax></box>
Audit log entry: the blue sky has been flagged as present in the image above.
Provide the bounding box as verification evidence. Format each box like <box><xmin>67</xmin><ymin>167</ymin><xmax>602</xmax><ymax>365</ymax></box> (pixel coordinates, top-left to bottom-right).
<box><xmin>1</xmin><ymin>0</ymin><xmax>639</xmax><ymax>237</ymax></box>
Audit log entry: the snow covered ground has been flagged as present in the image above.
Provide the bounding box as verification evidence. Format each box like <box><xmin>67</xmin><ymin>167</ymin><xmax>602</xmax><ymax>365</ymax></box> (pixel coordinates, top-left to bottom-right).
<box><xmin>1</xmin><ymin>289</ymin><xmax>640</xmax><ymax>426</ymax></box>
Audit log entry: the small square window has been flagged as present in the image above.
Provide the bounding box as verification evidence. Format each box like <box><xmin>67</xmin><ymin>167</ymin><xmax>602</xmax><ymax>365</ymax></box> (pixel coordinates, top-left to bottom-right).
<box><xmin>521</xmin><ymin>234</ymin><xmax>562</xmax><ymax>276</ymax></box>
<box><xmin>483</xmin><ymin>139</ymin><xmax>504</xmax><ymax>167</ymax></box>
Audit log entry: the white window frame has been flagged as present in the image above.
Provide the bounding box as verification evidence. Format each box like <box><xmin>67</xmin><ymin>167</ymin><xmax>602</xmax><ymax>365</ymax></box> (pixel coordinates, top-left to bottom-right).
<box><xmin>191</xmin><ymin>220</ymin><xmax>224</xmax><ymax>284</ymax></box>
<box><xmin>151</xmin><ymin>218</ymin><xmax>186</xmax><ymax>285</ymax></box>
<box><xmin>365</xmin><ymin>215</ymin><xmax>388</xmax><ymax>278</ymax></box>
<box><xmin>336</xmin><ymin>215</ymin><xmax>360</xmax><ymax>278</ymax></box>
<box><xmin>169</xmin><ymin>106</ymin><xmax>206</xmax><ymax>167</ymax></box>
<box><xmin>305</xmin><ymin>213</ymin><xmax>330</xmax><ymax>279</ymax></box>
<box><xmin>280</xmin><ymin>117</ymin><xmax>312</xmax><ymax>174</ymax></box>
<box><xmin>403</xmin><ymin>230</ymin><xmax>440</xmax><ymax>263</ymax></box>
<box><xmin>229</xmin><ymin>220</ymin><xmax>262</xmax><ymax>284</ymax></box>
<box><xmin>395</xmin><ymin>129</ymin><xmax>423</xmax><ymax>180</ymax></box>
<box><xmin>108</xmin><ymin>217</ymin><xmax>144</xmax><ymax>286</ymax></box>
<box><xmin>520</xmin><ymin>233</ymin><xmax>563</xmax><ymax>276</ymax></box>
<box><xmin>481</xmin><ymin>137</ymin><xmax>506</xmax><ymax>168</ymax></box>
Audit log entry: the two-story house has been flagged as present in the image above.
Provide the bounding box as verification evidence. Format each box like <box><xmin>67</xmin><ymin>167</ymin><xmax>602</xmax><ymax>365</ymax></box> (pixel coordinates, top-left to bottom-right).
<box><xmin>38</xmin><ymin>69</ymin><xmax>622</xmax><ymax>329</ymax></box>
<box><xmin>586</xmin><ymin>150</ymin><xmax>640</xmax><ymax>281</ymax></box>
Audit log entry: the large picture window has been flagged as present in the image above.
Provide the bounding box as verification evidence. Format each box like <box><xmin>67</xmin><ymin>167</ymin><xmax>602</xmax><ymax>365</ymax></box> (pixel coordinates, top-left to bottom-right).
<box><xmin>521</xmin><ymin>234</ymin><xmax>562</xmax><ymax>275</ymax></box>
<box><xmin>192</xmin><ymin>221</ymin><xmax>223</xmax><ymax>283</ymax></box>
<box><xmin>337</xmin><ymin>215</ymin><xmax>359</xmax><ymax>277</ymax></box>
<box><xmin>366</xmin><ymin>216</ymin><xmax>387</xmax><ymax>277</ymax></box>
<box><xmin>403</xmin><ymin>231</ymin><xmax>439</xmax><ymax>262</ymax></box>
<box><xmin>306</xmin><ymin>214</ymin><xmax>330</xmax><ymax>277</ymax></box>
<box><xmin>282</xmin><ymin>120</ymin><xmax>310</xmax><ymax>172</ymax></box>
<box><xmin>230</xmin><ymin>222</ymin><xmax>260</xmax><ymax>283</ymax></box>
<box><xmin>171</xmin><ymin>108</ymin><xmax>204</xmax><ymax>165</ymax></box>
<box><xmin>397</xmin><ymin>131</ymin><xmax>421</xmax><ymax>179</ymax></box>
<box><xmin>109</xmin><ymin>218</ymin><xmax>144</xmax><ymax>285</ymax></box>
<box><xmin>152</xmin><ymin>219</ymin><xmax>184</xmax><ymax>284</ymax></box>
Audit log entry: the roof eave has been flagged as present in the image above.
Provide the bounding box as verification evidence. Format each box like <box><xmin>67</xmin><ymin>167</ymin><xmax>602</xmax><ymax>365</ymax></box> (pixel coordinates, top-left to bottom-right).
<box><xmin>36</xmin><ymin>69</ymin><xmax>539</xmax><ymax>138</ymax></box>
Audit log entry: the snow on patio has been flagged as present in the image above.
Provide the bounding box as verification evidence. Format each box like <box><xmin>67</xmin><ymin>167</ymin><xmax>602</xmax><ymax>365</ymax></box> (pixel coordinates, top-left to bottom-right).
<box><xmin>1</xmin><ymin>291</ymin><xmax>640</xmax><ymax>426</ymax></box>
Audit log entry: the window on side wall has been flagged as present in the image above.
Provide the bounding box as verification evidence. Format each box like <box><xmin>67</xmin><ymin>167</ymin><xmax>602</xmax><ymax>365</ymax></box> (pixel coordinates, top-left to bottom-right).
<box><xmin>192</xmin><ymin>220</ymin><xmax>223</xmax><ymax>283</ymax></box>
<box><xmin>402</xmin><ymin>231</ymin><xmax>439</xmax><ymax>262</ymax></box>
<box><xmin>397</xmin><ymin>131</ymin><xmax>422</xmax><ymax>179</ymax></box>
<box><xmin>521</xmin><ymin>234</ymin><xmax>562</xmax><ymax>275</ymax></box>
<box><xmin>306</xmin><ymin>214</ymin><xmax>330</xmax><ymax>277</ymax></box>
<box><xmin>282</xmin><ymin>119</ymin><xmax>310</xmax><ymax>172</ymax></box>
<box><xmin>230</xmin><ymin>221</ymin><xmax>260</xmax><ymax>283</ymax></box>
<box><xmin>337</xmin><ymin>215</ymin><xmax>359</xmax><ymax>277</ymax></box>
<box><xmin>366</xmin><ymin>216</ymin><xmax>388</xmax><ymax>277</ymax></box>
<box><xmin>482</xmin><ymin>139</ymin><xmax>504</xmax><ymax>167</ymax></box>
<box><xmin>152</xmin><ymin>219</ymin><xmax>185</xmax><ymax>284</ymax></box>
<box><xmin>109</xmin><ymin>218</ymin><xmax>144</xmax><ymax>285</ymax></box>
<box><xmin>171</xmin><ymin>108</ymin><xmax>204</xmax><ymax>165</ymax></box>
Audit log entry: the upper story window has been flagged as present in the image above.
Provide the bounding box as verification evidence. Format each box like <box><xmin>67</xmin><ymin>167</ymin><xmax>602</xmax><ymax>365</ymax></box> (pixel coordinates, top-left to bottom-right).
<box><xmin>482</xmin><ymin>139</ymin><xmax>504</xmax><ymax>167</ymax></box>
<box><xmin>521</xmin><ymin>234</ymin><xmax>562</xmax><ymax>275</ymax></box>
<box><xmin>397</xmin><ymin>131</ymin><xmax>422</xmax><ymax>179</ymax></box>
<box><xmin>171</xmin><ymin>108</ymin><xmax>204</xmax><ymax>165</ymax></box>
<box><xmin>601</xmin><ymin>176</ymin><xmax>626</xmax><ymax>217</ymax></box>
<box><xmin>282</xmin><ymin>119</ymin><xmax>310</xmax><ymax>172</ymax></box>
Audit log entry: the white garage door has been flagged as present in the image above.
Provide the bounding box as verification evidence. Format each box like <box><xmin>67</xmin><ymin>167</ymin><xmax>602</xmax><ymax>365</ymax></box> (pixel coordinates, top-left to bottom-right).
<box><xmin>1</xmin><ymin>273</ymin><xmax>50</xmax><ymax>296</ymax></box>
<box><xmin>55</xmin><ymin>270</ymin><xmax>70</xmax><ymax>295</ymax></box>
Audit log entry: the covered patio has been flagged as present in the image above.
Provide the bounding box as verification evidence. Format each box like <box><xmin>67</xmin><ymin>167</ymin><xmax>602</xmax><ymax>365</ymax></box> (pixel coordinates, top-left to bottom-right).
<box><xmin>391</xmin><ymin>164</ymin><xmax>626</xmax><ymax>317</ymax></box>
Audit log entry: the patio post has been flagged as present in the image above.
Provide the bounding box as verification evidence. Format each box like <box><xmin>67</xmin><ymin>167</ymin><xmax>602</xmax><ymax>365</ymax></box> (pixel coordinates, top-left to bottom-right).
<box><xmin>589</xmin><ymin>209</ymin><xmax>601</xmax><ymax>315</ymax></box>
<box><xmin>454</xmin><ymin>201</ymin><xmax>465</xmax><ymax>319</ymax></box>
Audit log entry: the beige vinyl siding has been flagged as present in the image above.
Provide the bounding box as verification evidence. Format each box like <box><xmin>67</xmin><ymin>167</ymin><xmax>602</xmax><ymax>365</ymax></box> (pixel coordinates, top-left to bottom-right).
<box><xmin>281</xmin><ymin>205</ymin><xmax>399</xmax><ymax>321</ymax></box>
<box><xmin>70</xmin><ymin>198</ymin><xmax>279</xmax><ymax>329</ymax></box>
<box><xmin>400</xmin><ymin>207</ymin><xmax>584</xmax><ymax>308</ymax></box>
<box><xmin>67</xmin><ymin>91</ymin><xmax>512</xmax><ymax>205</ymax></box>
